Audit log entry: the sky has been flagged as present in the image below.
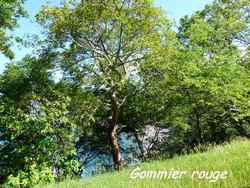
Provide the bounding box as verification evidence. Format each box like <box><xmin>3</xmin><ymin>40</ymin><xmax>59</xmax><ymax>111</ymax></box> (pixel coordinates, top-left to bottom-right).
<box><xmin>0</xmin><ymin>0</ymin><xmax>213</xmax><ymax>73</ymax></box>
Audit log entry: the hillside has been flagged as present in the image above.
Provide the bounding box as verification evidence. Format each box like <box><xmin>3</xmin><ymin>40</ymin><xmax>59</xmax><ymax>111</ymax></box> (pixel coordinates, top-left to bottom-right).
<box><xmin>37</xmin><ymin>139</ymin><xmax>250</xmax><ymax>188</ymax></box>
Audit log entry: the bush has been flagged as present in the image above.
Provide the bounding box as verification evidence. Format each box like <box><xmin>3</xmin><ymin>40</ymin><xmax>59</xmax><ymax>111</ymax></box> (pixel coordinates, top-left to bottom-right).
<box><xmin>4</xmin><ymin>164</ymin><xmax>54</xmax><ymax>188</ymax></box>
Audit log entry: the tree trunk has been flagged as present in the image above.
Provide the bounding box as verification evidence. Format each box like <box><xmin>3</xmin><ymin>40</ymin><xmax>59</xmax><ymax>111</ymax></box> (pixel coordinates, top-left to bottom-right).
<box><xmin>134</xmin><ymin>130</ymin><xmax>145</xmax><ymax>160</ymax></box>
<box><xmin>194</xmin><ymin>112</ymin><xmax>202</xmax><ymax>145</ymax></box>
<box><xmin>108</xmin><ymin>90</ymin><xmax>122</xmax><ymax>170</ymax></box>
<box><xmin>109</xmin><ymin>125</ymin><xmax>122</xmax><ymax>170</ymax></box>
<box><xmin>189</xmin><ymin>109</ymin><xmax>203</xmax><ymax>146</ymax></box>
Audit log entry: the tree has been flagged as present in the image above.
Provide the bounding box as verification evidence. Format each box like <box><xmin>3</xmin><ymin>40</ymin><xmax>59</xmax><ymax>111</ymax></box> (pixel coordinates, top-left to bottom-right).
<box><xmin>0</xmin><ymin>0</ymin><xmax>26</xmax><ymax>59</ymax></box>
<box><xmin>0</xmin><ymin>57</ymin><xmax>79</xmax><ymax>186</ymax></box>
<box><xmin>37</xmin><ymin>0</ymin><xmax>171</xmax><ymax>170</ymax></box>
<box><xmin>133</xmin><ymin>0</ymin><xmax>250</xmax><ymax>153</ymax></box>
<box><xmin>174</xmin><ymin>0</ymin><xmax>250</xmax><ymax>146</ymax></box>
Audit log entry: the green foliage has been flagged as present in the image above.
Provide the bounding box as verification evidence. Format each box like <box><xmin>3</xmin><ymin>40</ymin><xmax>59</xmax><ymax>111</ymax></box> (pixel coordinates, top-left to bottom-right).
<box><xmin>132</xmin><ymin>0</ymin><xmax>250</xmax><ymax>154</ymax></box>
<box><xmin>5</xmin><ymin>164</ymin><xmax>54</xmax><ymax>188</ymax></box>
<box><xmin>0</xmin><ymin>0</ymin><xmax>26</xmax><ymax>59</ymax></box>
<box><xmin>0</xmin><ymin>58</ymin><xmax>80</xmax><ymax>186</ymax></box>
<box><xmin>36</xmin><ymin>0</ymin><xmax>171</xmax><ymax>94</ymax></box>
<box><xmin>165</xmin><ymin>0</ymin><xmax>250</xmax><ymax>148</ymax></box>
<box><xmin>0</xmin><ymin>94</ymin><xmax>79</xmax><ymax>185</ymax></box>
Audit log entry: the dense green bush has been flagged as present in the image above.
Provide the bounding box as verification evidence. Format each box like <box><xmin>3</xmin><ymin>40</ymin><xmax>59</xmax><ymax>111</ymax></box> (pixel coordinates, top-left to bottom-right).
<box><xmin>5</xmin><ymin>164</ymin><xmax>54</xmax><ymax>188</ymax></box>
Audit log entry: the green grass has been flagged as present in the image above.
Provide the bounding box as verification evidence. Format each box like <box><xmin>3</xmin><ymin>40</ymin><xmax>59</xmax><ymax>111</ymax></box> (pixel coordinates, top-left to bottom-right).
<box><xmin>37</xmin><ymin>139</ymin><xmax>250</xmax><ymax>188</ymax></box>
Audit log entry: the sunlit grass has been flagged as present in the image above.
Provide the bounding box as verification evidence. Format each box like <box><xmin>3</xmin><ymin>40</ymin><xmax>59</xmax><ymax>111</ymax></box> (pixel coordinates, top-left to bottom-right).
<box><xmin>37</xmin><ymin>139</ymin><xmax>250</xmax><ymax>188</ymax></box>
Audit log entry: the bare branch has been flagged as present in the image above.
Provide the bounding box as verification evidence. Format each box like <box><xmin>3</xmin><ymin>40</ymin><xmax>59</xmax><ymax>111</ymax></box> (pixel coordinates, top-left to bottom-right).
<box><xmin>115</xmin><ymin>24</ymin><xmax>124</xmax><ymax>64</ymax></box>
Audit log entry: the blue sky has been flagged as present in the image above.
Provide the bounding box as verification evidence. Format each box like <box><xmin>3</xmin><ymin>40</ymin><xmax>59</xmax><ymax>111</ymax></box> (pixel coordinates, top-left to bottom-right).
<box><xmin>0</xmin><ymin>0</ymin><xmax>213</xmax><ymax>73</ymax></box>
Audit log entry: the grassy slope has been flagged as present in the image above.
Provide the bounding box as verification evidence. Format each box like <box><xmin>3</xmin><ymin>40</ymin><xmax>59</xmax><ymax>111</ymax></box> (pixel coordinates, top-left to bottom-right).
<box><xmin>37</xmin><ymin>139</ymin><xmax>250</xmax><ymax>188</ymax></box>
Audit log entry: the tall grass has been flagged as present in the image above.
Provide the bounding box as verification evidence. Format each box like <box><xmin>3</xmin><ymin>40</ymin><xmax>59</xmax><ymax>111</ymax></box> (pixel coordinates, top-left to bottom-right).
<box><xmin>36</xmin><ymin>139</ymin><xmax>250</xmax><ymax>188</ymax></box>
